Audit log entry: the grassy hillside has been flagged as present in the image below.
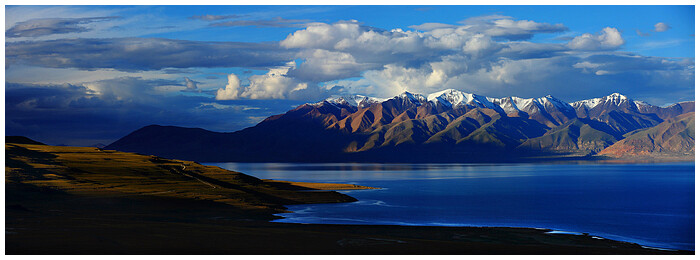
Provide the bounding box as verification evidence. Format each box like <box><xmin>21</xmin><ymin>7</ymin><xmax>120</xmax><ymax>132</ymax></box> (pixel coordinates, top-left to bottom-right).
<box><xmin>6</xmin><ymin>142</ymin><xmax>371</xmax><ymax>219</ymax></box>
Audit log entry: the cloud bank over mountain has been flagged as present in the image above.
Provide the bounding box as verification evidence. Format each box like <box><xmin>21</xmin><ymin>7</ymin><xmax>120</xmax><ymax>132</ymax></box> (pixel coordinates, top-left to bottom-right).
<box><xmin>4</xmin><ymin>6</ymin><xmax>694</xmax><ymax>145</ymax></box>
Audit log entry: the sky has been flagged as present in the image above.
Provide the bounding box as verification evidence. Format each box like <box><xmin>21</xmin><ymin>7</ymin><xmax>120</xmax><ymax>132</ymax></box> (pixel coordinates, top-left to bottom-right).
<box><xmin>4</xmin><ymin>5</ymin><xmax>696</xmax><ymax>146</ymax></box>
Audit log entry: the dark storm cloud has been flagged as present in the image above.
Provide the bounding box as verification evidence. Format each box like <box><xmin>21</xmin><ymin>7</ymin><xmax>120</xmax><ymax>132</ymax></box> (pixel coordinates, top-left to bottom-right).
<box><xmin>6</xmin><ymin>16</ymin><xmax>120</xmax><ymax>38</ymax></box>
<box><xmin>6</xmin><ymin>37</ymin><xmax>296</xmax><ymax>71</ymax></box>
<box><xmin>6</xmin><ymin>81</ymin><xmax>304</xmax><ymax>146</ymax></box>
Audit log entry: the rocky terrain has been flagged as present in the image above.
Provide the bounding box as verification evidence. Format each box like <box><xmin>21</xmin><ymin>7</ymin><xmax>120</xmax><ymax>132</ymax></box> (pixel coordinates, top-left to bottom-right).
<box><xmin>105</xmin><ymin>90</ymin><xmax>694</xmax><ymax>162</ymax></box>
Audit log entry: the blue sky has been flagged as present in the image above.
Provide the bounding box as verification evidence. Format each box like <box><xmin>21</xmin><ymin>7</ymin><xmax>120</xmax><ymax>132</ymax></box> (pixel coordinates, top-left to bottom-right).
<box><xmin>5</xmin><ymin>5</ymin><xmax>695</xmax><ymax>145</ymax></box>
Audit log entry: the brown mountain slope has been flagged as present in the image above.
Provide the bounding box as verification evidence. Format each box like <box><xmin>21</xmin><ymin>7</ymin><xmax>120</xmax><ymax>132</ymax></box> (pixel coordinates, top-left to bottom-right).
<box><xmin>106</xmin><ymin>91</ymin><xmax>694</xmax><ymax>162</ymax></box>
<box><xmin>517</xmin><ymin>118</ymin><xmax>619</xmax><ymax>155</ymax></box>
<box><xmin>599</xmin><ymin>112</ymin><xmax>695</xmax><ymax>158</ymax></box>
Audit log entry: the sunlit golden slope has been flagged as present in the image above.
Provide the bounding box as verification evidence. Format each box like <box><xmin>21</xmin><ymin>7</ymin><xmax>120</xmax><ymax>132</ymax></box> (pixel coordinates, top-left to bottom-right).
<box><xmin>6</xmin><ymin>142</ymin><xmax>372</xmax><ymax>214</ymax></box>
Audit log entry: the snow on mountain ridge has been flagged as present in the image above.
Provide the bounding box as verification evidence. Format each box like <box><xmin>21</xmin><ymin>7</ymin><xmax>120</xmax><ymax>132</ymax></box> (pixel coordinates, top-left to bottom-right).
<box><xmin>313</xmin><ymin>91</ymin><xmax>655</xmax><ymax>115</ymax></box>
<box><xmin>426</xmin><ymin>89</ymin><xmax>496</xmax><ymax>109</ymax></box>
<box><xmin>314</xmin><ymin>95</ymin><xmax>385</xmax><ymax>108</ymax></box>
<box><xmin>537</xmin><ymin>95</ymin><xmax>576</xmax><ymax>112</ymax></box>
<box><xmin>633</xmin><ymin>100</ymin><xmax>651</xmax><ymax>110</ymax></box>
<box><xmin>396</xmin><ymin>91</ymin><xmax>428</xmax><ymax>105</ymax></box>
<box><xmin>570</xmin><ymin>93</ymin><xmax>630</xmax><ymax>109</ymax></box>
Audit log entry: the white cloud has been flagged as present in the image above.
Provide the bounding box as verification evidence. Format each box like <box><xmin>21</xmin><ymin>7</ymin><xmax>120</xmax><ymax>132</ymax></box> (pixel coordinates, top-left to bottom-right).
<box><xmin>462</xmin><ymin>34</ymin><xmax>502</xmax><ymax>58</ymax></box>
<box><xmin>215</xmin><ymin>74</ymin><xmax>243</xmax><ymax>100</ymax></box>
<box><xmin>654</xmin><ymin>22</ymin><xmax>671</xmax><ymax>32</ymax></box>
<box><xmin>568</xmin><ymin>27</ymin><xmax>624</xmax><ymax>50</ymax></box>
<box><xmin>282</xmin><ymin>16</ymin><xmax>566</xmax><ymax>66</ymax></box>
<box><xmin>242</xmin><ymin>62</ymin><xmax>308</xmax><ymax>99</ymax></box>
<box><xmin>217</xmin><ymin>62</ymin><xmax>318</xmax><ymax>100</ymax></box>
<box><xmin>8</xmin><ymin>12</ymin><xmax>691</xmax><ymax>105</ymax></box>
<box><xmin>280</xmin><ymin>20</ymin><xmax>364</xmax><ymax>50</ymax></box>
<box><xmin>184</xmin><ymin>77</ymin><xmax>198</xmax><ymax>90</ymax></box>
<box><xmin>288</xmin><ymin>49</ymin><xmax>374</xmax><ymax>82</ymax></box>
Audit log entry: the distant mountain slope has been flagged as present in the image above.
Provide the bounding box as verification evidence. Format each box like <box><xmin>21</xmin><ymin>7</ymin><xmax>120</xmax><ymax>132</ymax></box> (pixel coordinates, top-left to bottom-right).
<box><xmin>6</xmin><ymin>136</ymin><xmax>44</xmax><ymax>145</ymax></box>
<box><xmin>105</xmin><ymin>125</ymin><xmax>231</xmax><ymax>161</ymax></box>
<box><xmin>598</xmin><ymin>112</ymin><xmax>695</xmax><ymax>157</ymax></box>
<box><xmin>517</xmin><ymin>119</ymin><xmax>619</xmax><ymax>155</ymax></box>
<box><xmin>635</xmin><ymin>101</ymin><xmax>694</xmax><ymax>120</ymax></box>
<box><xmin>106</xmin><ymin>90</ymin><xmax>694</xmax><ymax>162</ymax></box>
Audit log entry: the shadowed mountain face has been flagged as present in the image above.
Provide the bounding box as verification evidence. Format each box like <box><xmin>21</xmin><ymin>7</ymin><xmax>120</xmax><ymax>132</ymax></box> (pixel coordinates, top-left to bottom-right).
<box><xmin>106</xmin><ymin>90</ymin><xmax>694</xmax><ymax>162</ymax></box>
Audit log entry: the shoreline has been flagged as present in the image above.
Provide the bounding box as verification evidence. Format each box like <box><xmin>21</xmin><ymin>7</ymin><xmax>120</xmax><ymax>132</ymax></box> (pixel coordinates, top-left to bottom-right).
<box><xmin>272</xmin><ymin>205</ymin><xmax>691</xmax><ymax>252</ymax></box>
<box><xmin>6</xmin><ymin>215</ymin><xmax>692</xmax><ymax>255</ymax></box>
<box><xmin>6</xmin><ymin>141</ymin><xmax>693</xmax><ymax>254</ymax></box>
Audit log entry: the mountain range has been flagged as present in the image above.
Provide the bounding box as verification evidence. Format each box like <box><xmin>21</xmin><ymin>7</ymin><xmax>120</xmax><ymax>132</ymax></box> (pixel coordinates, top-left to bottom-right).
<box><xmin>106</xmin><ymin>90</ymin><xmax>694</xmax><ymax>162</ymax></box>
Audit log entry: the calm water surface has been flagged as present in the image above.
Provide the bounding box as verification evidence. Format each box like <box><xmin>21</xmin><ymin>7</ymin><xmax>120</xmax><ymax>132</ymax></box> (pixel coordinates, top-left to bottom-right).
<box><xmin>208</xmin><ymin>162</ymin><xmax>694</xmax><ymax>251</ymax></box>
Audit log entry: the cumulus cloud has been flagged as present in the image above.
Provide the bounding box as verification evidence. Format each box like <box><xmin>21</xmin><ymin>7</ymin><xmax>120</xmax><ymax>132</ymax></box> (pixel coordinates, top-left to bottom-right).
<box><xmin>350</xmin><ymin>52</ymin><xmax>692</xmax><ymax>103</ymax></box>
<box><xmin>217</xmin><ymin>62</ymin><xmax>319</xmax><ymax>100</ymax></box>
<box><xmin>6</xmin><ymin>16</ymin><xmax>120</xmax><ymax>38</ymax></box>
<box><xmin>6</xmin><ymin>37</ymin><xmax>295</xmax><ymax>71</ymax></box>
<box><xmin>654</xmin><ymin>22</ymin><xmax>671</xmax><ymax>32</ymax></box>
<box><xmin>184</xmin><ymin>77</ymin><xmax>198</xmax><ymax>90</ymax></box>
<box><xmin>216</xmin><ymin>74</ymin><xmax>243</xmax><ymax>100</ymax></box>
<box><xmin>280</xmin><ymin>20</ymin><xmax>366</xmax><ymax>50</ymax></box>
<box><xmin>462</xmin><ymin>34</ymin><xmax>502</xmax><ymax>58</ymax></box>
<box><xmin>7</xmin><ymin>15</ymin><xmax>692</xmax><ymax>106</ymax></box>
<box><xmin>209</xmin><ymin>17</ymin><xmax>312</xmax><ymax>28</ymax></box>
<box><xmin>568</xmin><ymin>27</ymin><xmax>624</xmax><ymax>50</ymax></box>
<box><xmin>278</xmin><ymin>17</ymin><xmax>569</xmax><ymax>83</ymax></box>
<box><xmin>242</xmin><ymin>62</ymin><xmax>314</xmax><ymax>99</ymax></box>
<box><xmin>287</xmin><ymin>49</ymin><xmax>375</xmax><ymax>82</ymax></box>
<box><xmin>189</xmin><ymin>14</ymin><xmax>241</xmax><ymax>21</ymax></box>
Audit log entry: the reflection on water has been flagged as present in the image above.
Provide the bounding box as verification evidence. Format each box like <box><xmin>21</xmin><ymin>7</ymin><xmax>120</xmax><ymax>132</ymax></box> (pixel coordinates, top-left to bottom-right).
<box><xmin>208</xmin><ymin>162</ymin><xmax>695</xmax><ymax>251</ymax></box>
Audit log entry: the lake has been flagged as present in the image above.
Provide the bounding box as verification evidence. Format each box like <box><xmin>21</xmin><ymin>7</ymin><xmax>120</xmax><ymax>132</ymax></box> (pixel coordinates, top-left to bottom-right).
<box><xmin>208</xmin><ymin>162</ymin><xmax>694</xmax><ymax>251</ymax></box>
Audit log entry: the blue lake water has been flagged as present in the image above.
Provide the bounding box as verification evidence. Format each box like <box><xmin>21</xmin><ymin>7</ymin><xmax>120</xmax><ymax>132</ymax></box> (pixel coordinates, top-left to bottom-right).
<box><xmin>208</xmin><ymin>162</ymin><xmax>695</xmax><ymax>251</ymax></box>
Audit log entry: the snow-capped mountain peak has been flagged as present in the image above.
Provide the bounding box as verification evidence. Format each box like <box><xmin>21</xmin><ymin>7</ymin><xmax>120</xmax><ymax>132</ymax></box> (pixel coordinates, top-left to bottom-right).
<box><xmin>315</xmin><ymin>95</ymin><xmax>384</xmax><ymax>108</ymax></box>
<box><xmin>397</xmin><ymin>91</ymin><xmax>427</xmax><ymax>104</ymax></box>
<box><xmin>427</xmin><ymin>89</ymin><xmax>497</xmax><ymax>109</ymax></box>
<box><xmin>537</xmin><ymin>95</ymin><xmax>575</xmax><ymax>112</ymax></box>
<box><xmin>570</xmin><ymin>93</ymin><xmax>630</xmax><ymax>109</ymax></box>
<box><xmin>312</xmin><ymin>90</ymin><xmax>646</xmax><ymax>119</ymax></box>
<box><xmin>606</xmin><ymin>93</ymin><xmax>628</xmax><ymax>106</ymax></box>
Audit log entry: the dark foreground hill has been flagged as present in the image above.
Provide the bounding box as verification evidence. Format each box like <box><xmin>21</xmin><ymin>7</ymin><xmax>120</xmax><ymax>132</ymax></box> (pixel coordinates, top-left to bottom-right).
<box><xmin>6</xmin><ymin>138</ymin><xmax>689</xmax><ymax>254</ymax></box>
<box><xmin>106</xmin><ymin>90</ymin><xmax>694</xmax><ymax>162</ymax></box>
